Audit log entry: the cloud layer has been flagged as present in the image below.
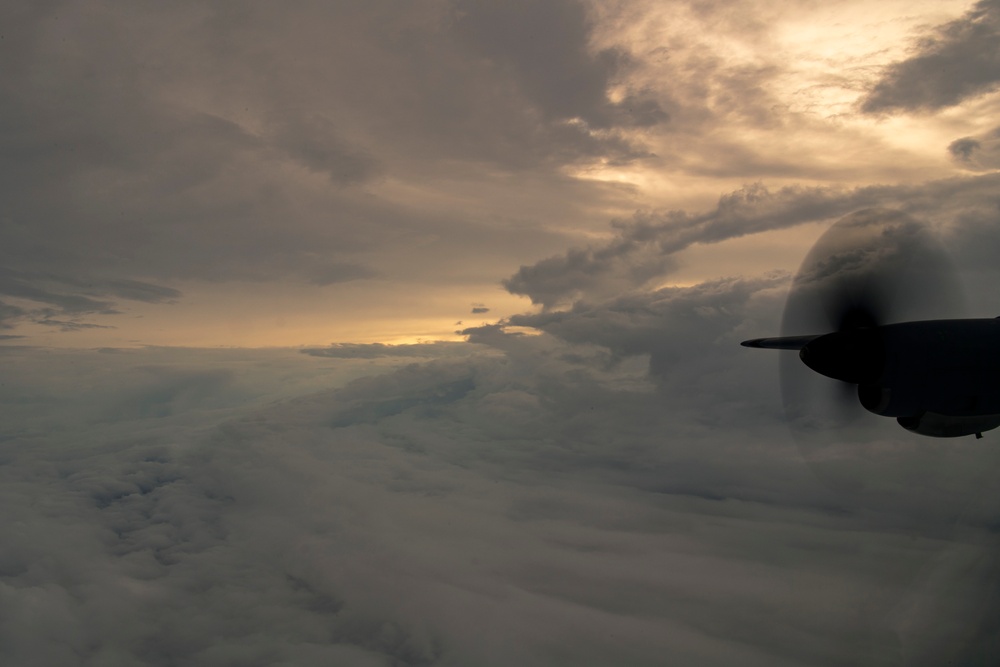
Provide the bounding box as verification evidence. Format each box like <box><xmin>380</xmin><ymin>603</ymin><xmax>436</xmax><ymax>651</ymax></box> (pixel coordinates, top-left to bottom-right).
<box><xmin>4</xmin><ymin>294</ymin><xmax>1000</xmax><ymax>665</ymax></box>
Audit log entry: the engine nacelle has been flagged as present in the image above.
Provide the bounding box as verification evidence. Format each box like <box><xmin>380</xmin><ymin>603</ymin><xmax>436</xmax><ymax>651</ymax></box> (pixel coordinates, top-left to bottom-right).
<box><xmin>857</xmin><ymin>384</ymin><xmax>918</xmax><ymax>417</ymax></box>
<box><xmin>835</xmin><ymin>320</ymin><xmax>1000</xmax><ymax>437</ymax></box>
<box><xmin>896</xmin><ymin>412</ymin><xmax>1000</xmax><ymax>438</ymax></box>
<box><xmin>751</xmin><ymin>318</ymin><xmax>1000</xmax><ymax>437</ymax></box>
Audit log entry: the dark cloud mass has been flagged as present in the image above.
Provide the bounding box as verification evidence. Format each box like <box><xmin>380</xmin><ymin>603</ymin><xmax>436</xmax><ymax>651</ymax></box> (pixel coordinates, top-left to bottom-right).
<box><xmin>861</xmin><ymin>0</ymin><xmax>1000</xmax><ymax>113</ymax></box>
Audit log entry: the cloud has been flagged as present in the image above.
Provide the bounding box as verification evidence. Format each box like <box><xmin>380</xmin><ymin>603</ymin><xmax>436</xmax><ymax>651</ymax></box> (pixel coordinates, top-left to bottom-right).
<box><xmin>89</xmin><ymin>279</ymin><xmax>183</xmax><ymax>304</ymax></box>
<box><xmin>268</xmin><ymin>114</ymin><xmax>382</xmax><ymax>185</ymax></box>
<box><xmin>3</xmin><ymin>261</ymin><xmax>1000</xmax><ymax>665</ymax></box>
<box><xmin>305</xmin><ymin>263</ymin><xmax>378</xmax><ymax>286</ymax></box>
<box><xmin>452</xmin><ymin>0</ymin><xmax>667</xmax><ymax>131</ymax></box>
<box><xmin>5</xmin><ymin>0</ymin><xmax>998</xmax><ymax>346</ymax></box>
<box><xmin>503</xmin><ymin>174</ymin><xmax>1000</xmax><ymax>309</ymax></box>
<box><xmin>34</xmin><ymin>318</ymin><xmax>116</xmax><ymax>332</ymax></box>
<box><xmin>102</xmin><ymin>367</ymin><xmax>236</xmax><ymax>421</ymax></box>
<box><xmin>504</xmin><ymin>273</ymin><xmax>787</xmax><ymax>382</ymax></box>
<box><xmin>0</xmin><ymin>269</ymin><xmax>181</xmax><ymax>331</ymax></box>
<box><xmin>947</xmin><ymin>125</ymin><xmax>1000</xmax><ymax>170</ymax></box>
<box><xmin>861</xmin><ymin>0</ymin><xmax>1000</xmax><ymax>113</ymax></box>
<box><xmin>301</xmin><ymin>341</ymin><xmax>483</xmax><ymax>359</ymax></box>
<box><xmin>5</xmin><ymin>319</ymin><xmax>1000</xmax><ymax>664</ymax></box>
<box><xmin>0</xmin><ymin>0</ymin><xmax>672</xmax><ymax>342</ymax></box>
<box><xmin>949</xmin><ymin>136</ymin><xmax>982</xmax><ymax>161</ymax></box>
<box><xmin>0</xmin><ymin>301</ymin><xmax>27</xmax><ymax>329</ymax></box>
<box><xmin>503</xmin><ymin>181</ymin><xmax>892</xmax><ymax>307</ymax></box>
<box><xmin>0</xmin><ymin>270</ymin><xmax>117</xmax><ymax>315</ymax></box>
<box><xmin>0</xmin><ymin>4</ymin><xmax>408</xmax><ymax>324</ymax></box>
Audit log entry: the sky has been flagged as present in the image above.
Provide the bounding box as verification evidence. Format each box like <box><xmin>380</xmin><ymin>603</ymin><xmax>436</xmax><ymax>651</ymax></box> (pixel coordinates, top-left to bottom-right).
<box><xmin>4</xmin><ymin>0</ymin><xmax>1000</xmax><ymax>665</ymax></box>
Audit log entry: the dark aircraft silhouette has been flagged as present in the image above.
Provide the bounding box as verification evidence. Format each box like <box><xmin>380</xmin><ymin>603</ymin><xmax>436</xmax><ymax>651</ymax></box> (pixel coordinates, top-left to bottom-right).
<box><xmin>743</xmin><ymin>318</ymin><xmax>1000</xmax><ymax>438</ymax></box>
<box><xmin>742</xmin><ymin>209</ymin><xmax>1000</xmax><ymax>438</ymax></box>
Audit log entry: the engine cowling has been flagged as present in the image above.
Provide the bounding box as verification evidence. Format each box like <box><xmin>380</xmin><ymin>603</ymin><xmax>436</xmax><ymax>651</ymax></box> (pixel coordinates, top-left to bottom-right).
<box><xmin>801</xmin><ymin>319</ymin><xmax>1000</xmax><ymax>437</ymax></box>
<box><xmin>896</xmin><ymin>412</ymin><xmax>1000</xmax><ymax>438</ymax></box>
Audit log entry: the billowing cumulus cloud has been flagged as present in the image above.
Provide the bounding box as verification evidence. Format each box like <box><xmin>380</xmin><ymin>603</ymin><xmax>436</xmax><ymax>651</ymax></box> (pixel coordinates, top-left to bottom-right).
<box><xmin>3</xmin><ymin>295</ymin><xmax>1000</xmax><ymax>664</ymax></box>
<box><xmin>861</xmin><ymin>0</ymin><xmax>1000</xmax><ymax>113</ymax></box>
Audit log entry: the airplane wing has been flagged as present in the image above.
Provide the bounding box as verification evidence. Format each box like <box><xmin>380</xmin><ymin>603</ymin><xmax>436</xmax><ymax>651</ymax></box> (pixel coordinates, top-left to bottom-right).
<box><xmin>740</xmin><ymin>335</ymin><xmax>822</xmax><ymax>350</ymax></box>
